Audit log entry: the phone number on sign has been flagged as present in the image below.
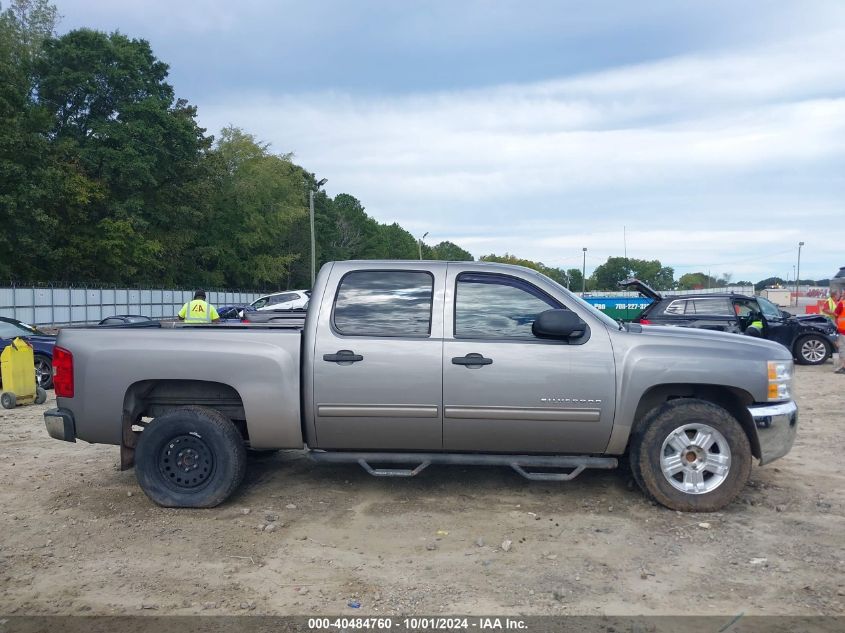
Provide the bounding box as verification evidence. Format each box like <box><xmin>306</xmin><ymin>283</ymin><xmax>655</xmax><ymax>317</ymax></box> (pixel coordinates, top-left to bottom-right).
<box><xmin>308</xmin><ymin>618</ymin><xmax>473</xmax><ymax>630</ymax></box>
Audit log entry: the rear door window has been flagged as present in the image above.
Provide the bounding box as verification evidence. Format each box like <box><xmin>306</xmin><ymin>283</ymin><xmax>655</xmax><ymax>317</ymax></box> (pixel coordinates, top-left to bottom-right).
<box><xmin>690</xmin><ymin>298</ymin><xmax>733</xmax><ymax>316</ymax></box>
<box><xmin>333</xmin><ymin>270</ymin><xmax>434</xmax><ymax>337</ymax></box>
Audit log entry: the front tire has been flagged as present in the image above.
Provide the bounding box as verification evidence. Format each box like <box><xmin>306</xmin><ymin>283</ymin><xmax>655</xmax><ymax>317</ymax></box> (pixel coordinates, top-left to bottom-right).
<box><xmin>794</xmin><ymin>335</ymin><xmax>830</xmax><ymax>365</ymax></box>
<box><xmin>629</xmin><ymin>399</ymin><xmax>751</xmax><ymax>512</ymax></box>
<box><xmin>135</xmin><ymin>406</ymin><xmax>246</xmax><ymax>508</ymax></box>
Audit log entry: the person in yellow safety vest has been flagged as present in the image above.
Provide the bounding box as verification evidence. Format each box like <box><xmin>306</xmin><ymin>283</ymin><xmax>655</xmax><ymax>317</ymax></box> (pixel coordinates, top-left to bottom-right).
<box><xmin>734</xmin><ymin>301</ymin><xmax>764</xmax><ymax>337</ymax></box>
<box><xmin>821</xmin><ymin>289</ymin><xmax>840</xmax><ymax>324</ymax></box>
<box><xmin>178</xmin><ymin>290</ymin><xmax>220</xmax><ymax>324</ymax></box>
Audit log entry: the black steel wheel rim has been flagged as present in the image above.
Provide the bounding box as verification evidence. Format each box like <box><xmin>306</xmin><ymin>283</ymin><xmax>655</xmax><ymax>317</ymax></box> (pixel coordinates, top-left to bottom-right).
<box><xmin>158</xmin><ymin>434</ymin><xmax>214</xmax><ymax>489</ymax></box>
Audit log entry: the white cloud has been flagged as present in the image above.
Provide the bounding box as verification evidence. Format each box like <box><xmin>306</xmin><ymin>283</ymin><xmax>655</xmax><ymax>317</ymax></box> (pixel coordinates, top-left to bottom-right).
<box><xmin>197</xmin><ymin>26</ymin><xmax>845</xmax><ymax>279</ymax></box>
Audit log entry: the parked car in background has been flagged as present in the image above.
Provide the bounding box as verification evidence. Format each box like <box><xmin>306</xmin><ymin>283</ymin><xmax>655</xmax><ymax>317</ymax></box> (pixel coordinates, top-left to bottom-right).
<box><xmin>621</xmin><ymin>279</ymin><xmax>838</xmax><ymax>365</ymax></box>
<box><xmin>216</xmin><ymin>305</ymin><xmax>256</xmax><ymax>322</ymax></box>
<box><xmin>0</xmin><ymin>317</ymin><xmax>55</xmax><ymax>389</ymax></box>
<box><xmin>241</xmin><ymin>307</ymin><xmax>307</xmax><ymax>326</ymax></box>
<box><xmin>98</xmin><ymin>315</ymin><xmax>152</xmax><ymax>326</ymax></box>
<box><xmin>250</xmin><ymin>290</ymin><xmax>310</xmax><ymax>311</ymax></box>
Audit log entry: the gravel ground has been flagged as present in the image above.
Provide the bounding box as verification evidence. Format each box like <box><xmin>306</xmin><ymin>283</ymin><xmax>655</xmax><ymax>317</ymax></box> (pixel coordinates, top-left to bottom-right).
<box><xmin>0</xmin><ymin>364</ymin><xmax>843</xmax><ymax>616</ymax></box>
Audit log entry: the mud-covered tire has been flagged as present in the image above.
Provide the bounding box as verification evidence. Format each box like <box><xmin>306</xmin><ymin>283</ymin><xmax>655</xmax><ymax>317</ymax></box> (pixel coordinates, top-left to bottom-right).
<box><xmin>34</xmin><ymin>387</ymin><xmax>47</xmax><ymax>405</ymax></box>
<box><xmin>629</xmin><ymin>399</ymin><xmax>751</xmax><ymax>512</ymax></box>
<box><xmin>135</xmin><ymin>406</ymin><xmax>246</xmax><ymax>508</ymax></box>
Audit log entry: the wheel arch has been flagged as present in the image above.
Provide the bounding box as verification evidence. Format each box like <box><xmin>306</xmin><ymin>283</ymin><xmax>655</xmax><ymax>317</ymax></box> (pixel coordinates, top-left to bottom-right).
<box><xmin>120</xmin><ymin>379</ymin><xmax>247</xmax><ymax>470</ymax></box>
<box><xmin>629</xmin><ymin>383</ymin><xmax>760</xmax><ymax>461</ymax></box>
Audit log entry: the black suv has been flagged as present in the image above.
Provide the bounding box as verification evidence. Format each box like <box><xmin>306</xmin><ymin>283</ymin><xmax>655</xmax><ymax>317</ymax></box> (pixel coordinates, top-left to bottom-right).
<box><xmin>621</xmin><ymin>279</ymin><xmax>838</xmax><ymax>365</ymax></box>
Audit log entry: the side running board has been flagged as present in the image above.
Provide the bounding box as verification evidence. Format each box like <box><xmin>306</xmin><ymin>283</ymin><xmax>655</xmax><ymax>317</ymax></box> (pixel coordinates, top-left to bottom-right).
<box><xmin>308</xmin><ymin>451</ymin><xmax>617</xmax><ymax>480</ymax></box>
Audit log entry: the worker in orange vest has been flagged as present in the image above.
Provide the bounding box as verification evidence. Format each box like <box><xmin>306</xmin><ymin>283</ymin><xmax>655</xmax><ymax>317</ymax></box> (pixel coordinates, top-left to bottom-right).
<box><xmin>835</xmin><ymin>295</ymin><xmax>845</xmax><ymax>374</ymax></box>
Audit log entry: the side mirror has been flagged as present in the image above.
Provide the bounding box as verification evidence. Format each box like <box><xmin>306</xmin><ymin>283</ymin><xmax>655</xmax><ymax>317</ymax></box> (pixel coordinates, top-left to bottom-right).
<box><xmin>532</xmin><ymin>309</ymin><xmax>587</xmax><ymax>340</ymax></box>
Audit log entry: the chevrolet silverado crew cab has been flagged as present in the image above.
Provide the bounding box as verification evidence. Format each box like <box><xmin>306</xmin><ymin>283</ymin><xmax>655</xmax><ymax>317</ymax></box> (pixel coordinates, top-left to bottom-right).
<box><xmin>44</xmin><ymin>261</ymin><xmax>798</xmax><ymax>512</ymax></box>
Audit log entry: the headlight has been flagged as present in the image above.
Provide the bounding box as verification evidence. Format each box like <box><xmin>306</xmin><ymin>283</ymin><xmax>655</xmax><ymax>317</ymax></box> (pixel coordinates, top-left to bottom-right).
<box><xmin>767</xmin><ymin>360</ymin><xmax>793</xmax><ymax>401</ymax></box>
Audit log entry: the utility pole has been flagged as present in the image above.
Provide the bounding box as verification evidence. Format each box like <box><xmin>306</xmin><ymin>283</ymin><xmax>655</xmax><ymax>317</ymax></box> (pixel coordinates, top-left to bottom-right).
<box><xmin>310</xmin><ymin>178</ymin><xmax>327</xmax><ymax>287</ymax></box>
<box><xmin>796</xmin><ymin>241</ymin><xmax>804</xmax><ymax>306</ymax></box>
<box><xmin>582</xmin><ymin>247</ymin><xmax>587</xmax><ymax>294</ymax></box>
<box><xmin>418</xmin><ymin>232</ymin><xmax>429</xmax><ymax>260</ymax></box>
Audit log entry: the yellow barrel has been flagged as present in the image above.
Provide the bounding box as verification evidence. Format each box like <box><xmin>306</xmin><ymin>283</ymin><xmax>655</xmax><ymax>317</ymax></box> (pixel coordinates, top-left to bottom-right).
<box><xmin>1</xmin><ymin>337</ymin><xmax>38</xmax><ymax>408</ymax></box>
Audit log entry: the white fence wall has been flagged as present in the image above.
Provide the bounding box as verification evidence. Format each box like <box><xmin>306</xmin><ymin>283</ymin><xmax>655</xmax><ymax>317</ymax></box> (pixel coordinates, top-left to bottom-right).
<box><xmin>0</xmin><ymin>286</ymin><xmax>263</xmax><ymax>326</ymax></box>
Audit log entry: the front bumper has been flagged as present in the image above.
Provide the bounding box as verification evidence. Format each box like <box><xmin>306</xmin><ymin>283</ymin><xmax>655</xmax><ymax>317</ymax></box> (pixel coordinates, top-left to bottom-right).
<box><xmin>44</xmin><ymin>408</ymin><xmax>76</xmax><ymax>443</ymax></box>
<box><xmin>748</xmin><ymin>401</ymin><xmax>797</xmax><ymax>465</ymax></box>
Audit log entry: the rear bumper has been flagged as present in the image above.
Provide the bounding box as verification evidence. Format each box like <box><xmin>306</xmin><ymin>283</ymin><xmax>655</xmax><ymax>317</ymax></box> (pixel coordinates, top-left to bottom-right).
<box><xmin>44</xmin><ymin>407</ymin><xmax>76</xmax><ymax>443</ymax></box>
<box><xmin>748</xmin><ymin>401</ymin><xmax>797</xmax><ymax>465</ymax></box>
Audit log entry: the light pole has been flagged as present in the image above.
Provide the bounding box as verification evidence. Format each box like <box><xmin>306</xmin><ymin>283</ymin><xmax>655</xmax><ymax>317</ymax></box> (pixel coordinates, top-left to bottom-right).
<box><xmin>417</xmin><ymin>232</ymin><xmax>429</xmax><ymax>260</ymax></box>
<box><xmin>310</xmin><ymin>177</ymin><xmax>327</xmax><ymax>287</ymax></box>
<box><xmin>582</xmin><ymin>247</ymin><xmax>587</xmax><ymax>294</ymax></box>
<box><xmin>795</xmin><ymin>241</ymin><xmax>804</xmax><ymax>306</ymax></box>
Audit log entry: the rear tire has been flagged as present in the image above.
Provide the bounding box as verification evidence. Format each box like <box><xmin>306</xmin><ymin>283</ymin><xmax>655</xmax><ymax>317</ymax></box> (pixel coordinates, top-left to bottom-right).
<box><xmin>629</xmin><ymin>399</ymin><xmax>751</xmax><ymax>512</ymax></box>
<box><xmin>793</xmin><ymin>334</ymin><xmax>830</xmax><ymax>365</ymax></box>
<box><xmin>135</xmin><ymin>406</ymin><xmax>246</xmax><ymax>508</ymax></box>
<box><xmin>34</xmin><ymin>387</ymin><xmax>47</xmax><ymax>405</ymax></box>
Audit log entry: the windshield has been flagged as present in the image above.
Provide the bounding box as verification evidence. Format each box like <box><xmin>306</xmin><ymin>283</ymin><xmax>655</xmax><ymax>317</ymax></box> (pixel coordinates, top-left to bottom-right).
<box><xmin>19</xmin><ymin>321</ymin><xmax>48</xmax><ymax>335</ymax></box>
<box><xmin>532</xmin><ymin>271</ymin><xmax>622</xmax><ymax>330</ymax></box>
<box><xmin>0</xmin><ymin>320</ymin><xmax>46</xmax><ymax>338</ymax></box>
<box><xmin>757</xmin><ymin>297</ymin><xmax>782</xmax><ymax>320</ymax></box>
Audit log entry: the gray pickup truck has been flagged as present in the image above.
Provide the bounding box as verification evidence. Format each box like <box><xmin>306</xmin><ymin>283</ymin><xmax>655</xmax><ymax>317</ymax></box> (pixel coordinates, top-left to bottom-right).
<box><xmin>44</xmin><ymin>261</ymin><xmax>798</xmax><ymax>512</ymax></box>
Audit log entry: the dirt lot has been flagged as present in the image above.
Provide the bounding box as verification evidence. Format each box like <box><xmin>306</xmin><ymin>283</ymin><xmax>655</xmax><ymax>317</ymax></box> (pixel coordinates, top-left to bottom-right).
<box><xmin>1</xmin><ymin>364</ymin><xmax>843</xmax><ymax>616</ymax></box>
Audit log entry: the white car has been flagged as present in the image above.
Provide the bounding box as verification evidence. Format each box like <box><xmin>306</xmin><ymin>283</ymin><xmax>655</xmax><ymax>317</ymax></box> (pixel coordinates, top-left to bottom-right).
<box><xmin>250</xmin><ymin>290</ymin><xmax>310</xmax><ymax>311</ymax></box>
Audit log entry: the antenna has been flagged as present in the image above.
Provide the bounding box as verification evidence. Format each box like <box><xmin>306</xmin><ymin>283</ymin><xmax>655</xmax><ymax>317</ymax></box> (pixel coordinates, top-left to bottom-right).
<box><xmin>623</xmin><ymin>225</ymin><xmax>628</xmax><ymax>263</ymax></box>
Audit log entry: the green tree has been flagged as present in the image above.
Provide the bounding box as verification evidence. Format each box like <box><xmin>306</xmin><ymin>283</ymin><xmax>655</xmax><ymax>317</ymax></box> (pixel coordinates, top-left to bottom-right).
<box><xmin>30</xmin><ymin>28</ymin><xmax>213</xmax><ymax>284</ymax></box>
<box><xmin>755</xmin><ymin>277</ymin><xmax>787</xmax><ymax>291</ymax></box>
<box><xmin>590</xmin><ymin>257</ymin><xmax>675</xmax><ymax>291</ymax></box>
<box><xmin>480</xmin><ymin>253</ymin><xmax>569</xmax><ymax>286</ymax></box>
<box><xmin>207</xmin><ymin>126</ymin><xmax>306</xmax><ymax>288</ymax></box>
<box><xmin>426</xmin><ymin>241</ymin><xmax>473</xmax><ymax>261</ymax></box>
<box><xmin>677</xmin><ymin>272</ymin><xmax>717</xmax><ymax>290</ymax></box>
<box><xmin>566</xmin><ymin>268</ymin><xmax>584</xmax><ymax>291</ymax></box>
<box><xmin>0</xmin><ymin>0</ymin><xmax>60</xmax><ymax>281</ymax></box>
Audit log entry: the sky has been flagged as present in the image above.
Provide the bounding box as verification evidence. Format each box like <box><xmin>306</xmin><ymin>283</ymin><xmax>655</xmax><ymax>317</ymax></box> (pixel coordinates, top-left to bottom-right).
<box><xmin>55</xmin><ymin>0</ymin><xmax>845</xmax><ymax>281</ymax></box>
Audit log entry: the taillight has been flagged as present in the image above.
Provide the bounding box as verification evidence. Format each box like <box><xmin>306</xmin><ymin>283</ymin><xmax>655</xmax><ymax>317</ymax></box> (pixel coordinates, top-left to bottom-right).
<box><xmin>53</xmin><ymin>346</ymin><xmax>74</xmax><ymax>398</ymax></box>
<box><xmin>639</xmin><ymin>319</ymin><xmax>651</xmax><ymax>325</ymax></box>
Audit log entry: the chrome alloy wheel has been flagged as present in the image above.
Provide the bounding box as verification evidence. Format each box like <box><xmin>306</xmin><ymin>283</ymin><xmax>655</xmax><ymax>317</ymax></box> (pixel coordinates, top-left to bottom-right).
<box><xmin>660</xmin><ymin>423</ymin><xmax>731</xmax><ymax>494</ymax></box>
<box><xmin>800</xmin><ymin>338</ymin><xmax>827</xmax><ymax>364</ymax></box>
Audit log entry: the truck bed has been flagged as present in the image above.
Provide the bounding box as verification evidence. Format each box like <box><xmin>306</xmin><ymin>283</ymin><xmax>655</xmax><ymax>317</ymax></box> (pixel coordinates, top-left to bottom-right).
<box><xmin>56</xmin><ymin>326</ymin><xmax>304</xmax><ymax>449</ymax></box>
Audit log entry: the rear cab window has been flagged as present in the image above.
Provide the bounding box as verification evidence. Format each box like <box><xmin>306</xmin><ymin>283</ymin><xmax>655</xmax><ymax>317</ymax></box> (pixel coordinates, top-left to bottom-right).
<box><xmin>332</xmin><ymin>270</ymin><xmax>434</xmax><ymax>337</ymax></box>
